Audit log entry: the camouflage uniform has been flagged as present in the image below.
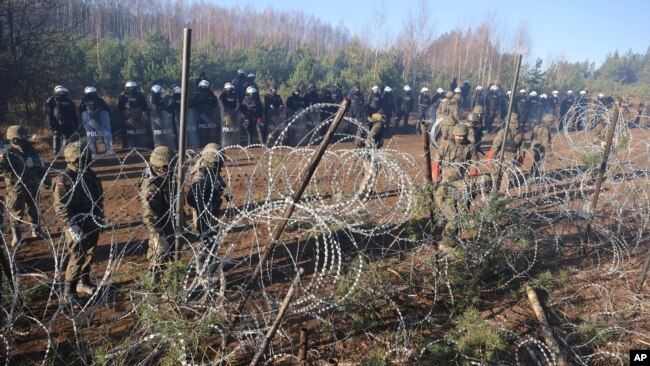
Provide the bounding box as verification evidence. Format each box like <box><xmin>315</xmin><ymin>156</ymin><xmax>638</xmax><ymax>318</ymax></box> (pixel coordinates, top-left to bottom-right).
<box><xmin>472</xmin><ymin>104</ymin><xmax>485</xmax><ymax>127</ymax></box>
<box><xmin>187</xmin><ymin>144</ymin><xmax>229</xmax><ymax>270</ymax></box>
<box><xmin>437</xmin><ymin>91</ymin><xmax>459</xmax><ymax>142</ymax></box>
<box><xmin>140</xmin><ymin>146</ymin><xmax>176</xmax><ymax>280</ymax></box>
<box><xmin>530</xmin><ymin>114</ymin><xmax>554</xmax><ymax>177</ymax></box>
<box><xmin>464</xmin><ymin>113</ymin><xmax>484</xmax><ymax>156</ymax></box>
<box><xmin>358</xmin><ymin>113</ymin><xmax>385</xmax><ymax>194</ymax></box>
<box><xmin>489</xmin><ymin>115</ymin><xmax>525</xmax><ymax>192</ymax></box>
<box><xmin>53</xmin><ymin>141</ymin><xmax>104</xmax><ymax>304</ymax></box>
<box><xmin>0</xmin><ymin>126</ymin><xmax>49</xmax><ymax>246</ymax></box>
<box><xmin>432</xmin><ymin>124</ymin><xmax>477</xmax><ymax>242</ymax></box>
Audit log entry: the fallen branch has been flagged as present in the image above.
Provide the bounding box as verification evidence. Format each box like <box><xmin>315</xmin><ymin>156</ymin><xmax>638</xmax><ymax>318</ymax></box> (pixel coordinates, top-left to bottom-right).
<box><xmin>525</xmin><ymin>283</ymin><xmax>568</xmax><ymax>366</ymax></box>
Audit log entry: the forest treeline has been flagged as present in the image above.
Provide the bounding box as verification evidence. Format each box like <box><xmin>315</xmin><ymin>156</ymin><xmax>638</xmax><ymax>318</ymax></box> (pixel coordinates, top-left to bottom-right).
<box><xmin>1</xmin><ymin>0</ymin><xmax>649</xmax><ymax>127</ymax></box>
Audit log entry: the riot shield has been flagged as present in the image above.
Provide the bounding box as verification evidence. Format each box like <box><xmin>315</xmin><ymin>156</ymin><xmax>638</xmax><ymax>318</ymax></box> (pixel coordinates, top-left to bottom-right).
<box><xmin>150</xmin><ymin>109</ymin><xmax>177</xmax><ymax>149</ymax></box>
<box><xmin>98</xmin><ymin>110</ymin><xmax>115</xmax><ymax>153</ymax></box>
<box><xmin>186</xmin><ymin>108</ymin><xmax>200</xmax><ymax>149</ymax></box>
<box><xmin>266</xmin><ymin>112</ymin><xmax>286</xmax><ymax>147</ymax></box>
<box><xmin>193</xmin><ymin>106</ymin><xmax>220</xmax><ymax>148</ymax></box>
<box><xmin>81</xmin><ymin>110</ymin><xmax>103</xmax><ymax>154</ymax></box>
<box><xmin>122</xmin><ymin>110</ymin><xmax>153</xmax><ymax>149</ymax></box>
<box><xmin>288</xmin><ymin>113</ymin><xmax>308</xmax><ymax>147</ymax></box>
<box><xmin>221</xmin><ymin>109</ymin><xmax>241</xmax><ymax>148</ymax></box>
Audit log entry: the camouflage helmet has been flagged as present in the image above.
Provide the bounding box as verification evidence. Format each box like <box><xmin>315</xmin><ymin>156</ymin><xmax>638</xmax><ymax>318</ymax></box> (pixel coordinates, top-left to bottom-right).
<box><xmin>369</xmin><ymin>113</ymin><xmax>385</xmax><ymax>122</ymax></box>
<box><xmin>6</xmin><ymin>125</ymin><xmax>28</xmax><ymax>140</ymax></box>
<box><xmin>445</xmin><ymin>91</ymin><xmax>454</xmax><ymax>98</ymax></box>
<box><xmin>472</xmin><ymin>104</ymin><xmax>484</xmax><ymax>114</ymax></box>
<box><xmin>467</xmin><ymin>113</ymin><xmax>480</xmax><ymax>122</ymax></box>
<box><xmin>63</xmin><ymin>141</ymin><xmax>87</xmax><ymax>163</ymax></box>
<box><xmin>542</xmin><ymin>114</ymin><xmax>556</xmax><ymax>123</ymax></box>
<box><xmin>201</xmin><ymin>143</ymin><xmax>223</xmax><ymax>165</ymax></box>
<box><xmin>452</xmin><ymin>124</ymin><xmax>468</xmax><ymax>136</ymax></box>
<box><xmin>150</xmin><ymin>146</ymin><xmax>174</xmax><ymax>168</ymax></box>
<box><xmin>509</xmin><ymin>113</ymin><xmax>519</xmax><ymax>125</ymax></box>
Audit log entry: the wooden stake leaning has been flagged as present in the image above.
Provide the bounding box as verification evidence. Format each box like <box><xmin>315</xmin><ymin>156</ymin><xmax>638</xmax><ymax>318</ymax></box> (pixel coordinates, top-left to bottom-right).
<box><xmin>218</xmin><ymin>99</ymin><xmax>351</xmax><ymax>354</ymax></box>
<box><xmin>249</xmin><ymin>268</ymin><xmax>304</xmax><ymax>366</ymax></box>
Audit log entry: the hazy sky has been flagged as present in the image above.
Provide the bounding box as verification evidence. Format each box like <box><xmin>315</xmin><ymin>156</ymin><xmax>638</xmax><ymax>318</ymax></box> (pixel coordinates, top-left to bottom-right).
<box><xmin>205</xmin><ymin>0</ymin><xmax>649</xmax><ymax>67</ymax></box>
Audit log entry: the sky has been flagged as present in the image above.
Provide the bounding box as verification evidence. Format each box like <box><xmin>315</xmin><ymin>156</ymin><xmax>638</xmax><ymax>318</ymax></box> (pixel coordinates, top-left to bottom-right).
<box><xmin>204</xmin><ymin>0</ymin><xmax>649</xmax><ymax>68</ymax></box>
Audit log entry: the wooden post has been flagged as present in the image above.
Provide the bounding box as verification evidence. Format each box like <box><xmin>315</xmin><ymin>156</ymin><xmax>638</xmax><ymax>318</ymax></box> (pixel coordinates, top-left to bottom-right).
<box><xmin>585</xmin><ymin>103</ymin><xmax>620</xmax><ymax>255</ymax></box>
<box><xmin>219</xmin><ymin>99</ymin><xmax>351</xmax><ymax>353</ymax></box>
<box><xmin>175</xmin><ymin>28</ymin><xmax>191</xmax><ymax>261</ymax></box>
<box><xmin>589</xmin><ymin>102</ymin><xmax>619</xmax><ymax>213</ymax></box>
<box><xmin>494</xmin><ymin>54</ymin><xmax>522</xmax><ymax>191</ymax></box>
<box><xmin>637</xmin><ymin>246</ymin><xmax>650</xmax><ymax>293</ymax></box>
<box><xmin>298</xmin><ymin>328</ymin><xmax>308</xmax><ymax>364</ymax></box>
<box><xmin>421</xmin><ymin>121</ymin><xmax>436</xmax><ymax>237</ymax></box>
<box><xmin>249</xmin><ymin>268</ymin><xmax>304</xmax><ymax>366</ymax></box>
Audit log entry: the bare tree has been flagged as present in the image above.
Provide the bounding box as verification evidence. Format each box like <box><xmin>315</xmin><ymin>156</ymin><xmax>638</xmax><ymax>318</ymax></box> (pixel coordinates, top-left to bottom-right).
<box><xmin>398</xmin><ymin>0</ymin><xmax>435</xmax><ymax>86</ymax></box>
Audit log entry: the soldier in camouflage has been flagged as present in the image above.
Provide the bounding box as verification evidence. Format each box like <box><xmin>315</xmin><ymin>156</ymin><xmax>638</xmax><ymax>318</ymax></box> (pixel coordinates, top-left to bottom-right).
<box><xmin>140</xmin><ymin>146</ymin><xmax>176</xmax><ymax>282</ymax></box>
<box><xmin>0</xmin><ymin>125</ymin><xmax>50</xmax><ymax>247</ymax></box>
<box><xmin>489</xmin><ymin>114</ymin><xmax>525</xmax><ymax>192</ymax></box>
<box><xmin>530</xmin><ymin>114</ymin><xmax>554</xmax><ymax>178</ymax></box>
<box><xmin>437</xmin><ymin>91</ymin><xmax>459</xmax><ymax>143</ymax></box>
<box><xmin>464</xmin><ymin>113</ymin><xmax>484</xmax><ymax>156</ymax></box>
<box><xmin>187</xmin><ymin>143</ymin><xmax>230</xmax><ymax>272</ymax></box>
<box><xmin>432</xmin><ymin>123</ymin><xmax>478</xmax><ymax>245</ymax></box>
<box><xmin>53</xmin><ymin>141</ymin><xmax>104</xmax><ymax>306</ymax></box>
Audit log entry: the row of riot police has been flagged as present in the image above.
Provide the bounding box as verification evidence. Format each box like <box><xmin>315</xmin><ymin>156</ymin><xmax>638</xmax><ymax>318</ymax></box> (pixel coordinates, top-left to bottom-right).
<box><xmin>45</xmin><ymin>80</ymin><xmax>224</xmax><ymax>156</ymax></box>
<box><xmin>1</xmin><ymin>124</ymin><xmax>229</xmax><ymax>307</ymax></box>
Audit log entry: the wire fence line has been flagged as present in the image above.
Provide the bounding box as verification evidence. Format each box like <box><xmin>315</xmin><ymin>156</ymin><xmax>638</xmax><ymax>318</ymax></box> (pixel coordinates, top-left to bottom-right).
<box><xmin>1</xmin><ymin>100</ymin><xmax>649</xmax><ymax>365</ymax></box>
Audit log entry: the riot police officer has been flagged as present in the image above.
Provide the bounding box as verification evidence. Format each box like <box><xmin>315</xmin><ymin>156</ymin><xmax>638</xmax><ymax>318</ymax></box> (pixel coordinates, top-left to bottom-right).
<box><xmin>382</xmin><ymin>87</ymin><xmax>396</xmax><ymax>125</ymax></box>
<box><xmin>348</xmin><ymin>82</ymin><xmax>366</xmax><ymax>123</ymax></box>
<box><xmin>46</xmin><ymin>85</ymin><xmax>79</xmax><ymax>154</ymax></box>
<box><xmin>264</xmin><ymin>86</ymin><xmax>285</xmax><ymax>145</ymax></box>
<box><xmin>117</xmin><ymin>80</ymin><xmax>151</xmax><ymax>148</ymax></box>
<box><xmin>79</xmin><ymin>86</ymin><xmax>114</xmax><ymax>155</ymax></box>
<box><xmin>416</xmin><ymin>87</ymin><xmax>432</xmax><ymax>135</ymax></box>
<box><xmin>241</xmin><ymin>86</ymin><xmax>264</xmax><ymax>145</ymax></box>
<box><xmin>232</xmin><ymin>68</ymin><xmax>248</xmax><ymax>103</ymax></box>
<box><xmin>367</xmin><ymin>86</ymin><xmax>383</xmax><ymax>116</ymax></box>
<box><xmin>395</xmin><ymin>85</ymin><xmax>414</xmax><ymax>130</ymax></box>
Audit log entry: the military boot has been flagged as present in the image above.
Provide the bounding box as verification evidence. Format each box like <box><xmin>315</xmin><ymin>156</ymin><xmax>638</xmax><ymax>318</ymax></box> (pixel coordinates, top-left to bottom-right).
<box><xmin>30</xmin><ymin>224</ymin><xmax>50</xmax><ymax>240</ymax></box>
<box><xmin>76</xmin><ymin>270</ymin><xmax>97</xmax><ymax>296</ymax></box>
<box><xmin>64</xmin><ymin>281</ymin><xmax>80</xmax><ymax>308</ymax></box>
<box><xmin>10</xmin><ymin>225</ymin><xmax>22</xmax><ymax>247</ymax></box>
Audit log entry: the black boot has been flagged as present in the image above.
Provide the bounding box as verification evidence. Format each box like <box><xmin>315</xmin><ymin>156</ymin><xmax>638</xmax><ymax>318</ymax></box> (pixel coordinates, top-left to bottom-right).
<box><xmin>64</xmin><ymin>280</ymin><xmax>80</xmax><ymax>308</ymax></box>
<box><xmin>77</xmin><ymin>269</ymin><xmax>96</xmax><ymax>296</ymax></box>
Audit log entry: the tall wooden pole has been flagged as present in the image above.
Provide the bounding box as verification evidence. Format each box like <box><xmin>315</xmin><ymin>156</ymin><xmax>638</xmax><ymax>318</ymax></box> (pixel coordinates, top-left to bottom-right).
<box><xmin>175</xmin><ymin>28</ymin><xmax>191</xmax><ymax>261</ymax></box>
<box><xmin>495</xmin><ymin>54</ymin><xmax>522</xmax><ymax>191</ymax></box>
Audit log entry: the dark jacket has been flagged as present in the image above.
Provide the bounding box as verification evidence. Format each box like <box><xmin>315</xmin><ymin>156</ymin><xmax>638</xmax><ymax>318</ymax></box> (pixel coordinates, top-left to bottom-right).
<box><xmin>46</xmin><ymin>95</ymin><xmax>78</xmax><ymax>135</ymax></box>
